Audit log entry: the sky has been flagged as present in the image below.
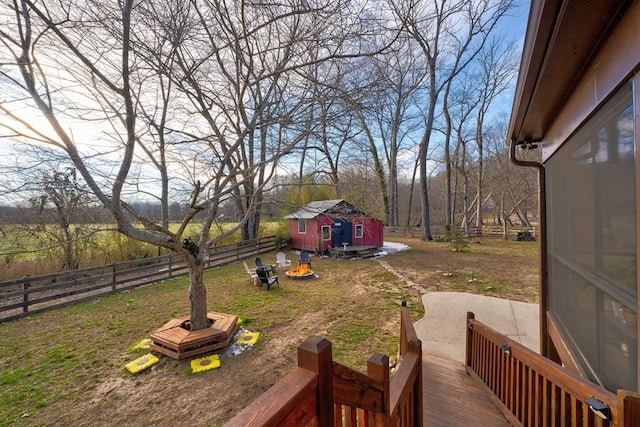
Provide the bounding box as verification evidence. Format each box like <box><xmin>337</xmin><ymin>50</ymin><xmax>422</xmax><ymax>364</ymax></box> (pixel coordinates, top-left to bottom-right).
<box><xmin>0</xmin><ymin>0</ymin><xmax>532</xmax><ymax>205</ymax></box>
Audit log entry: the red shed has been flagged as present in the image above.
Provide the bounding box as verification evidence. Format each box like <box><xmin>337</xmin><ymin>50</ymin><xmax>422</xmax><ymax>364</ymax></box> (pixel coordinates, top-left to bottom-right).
<box><xmin>284</xmin><ymin>199</ymin><xmax>384</xmax><ymax>255</ymax></box>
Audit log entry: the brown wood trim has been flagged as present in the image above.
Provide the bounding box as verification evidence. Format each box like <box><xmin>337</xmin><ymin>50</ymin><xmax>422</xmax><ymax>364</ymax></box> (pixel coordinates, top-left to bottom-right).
<box><xmin>389</xmin><ymin>352</ymin><xmax>420</xmax><ymax>413</ymax></box>
<box><xmin>546</xmin><ymin>312</ymin><xmax>587</xmax><ymax>378</ymax></box>
<box><xmin>224</xmin><ymin>367</ymin><xmax>318</xmax><ymax>426</ymax></box>
<box><xmin>542</xmin><ymin>0</ymin><xmax>640</xmax><ymax>161</ymax></box>
<box><xmin>619</xmin><ymin>390</ymin><xmax>640</xmax><ymax>427</ymax></box>
<box><xmin>635</xmin><ymin>71</ymin><xmax>640</xmax><ymax>392</ymax></box>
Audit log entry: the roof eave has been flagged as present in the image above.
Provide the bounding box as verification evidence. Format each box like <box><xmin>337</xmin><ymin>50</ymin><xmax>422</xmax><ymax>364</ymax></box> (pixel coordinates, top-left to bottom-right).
<box><xmin>507</xmin><ymin>0</ymin><xmax>630</xmax><ymax>146</ymax></box>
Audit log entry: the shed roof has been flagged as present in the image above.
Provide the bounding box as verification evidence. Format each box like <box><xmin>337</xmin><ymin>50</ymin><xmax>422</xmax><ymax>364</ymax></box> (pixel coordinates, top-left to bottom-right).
<box><xmin>284</xmin><ymin>199</ymin><xmax>363</xmax><ymax>219</ymax></box>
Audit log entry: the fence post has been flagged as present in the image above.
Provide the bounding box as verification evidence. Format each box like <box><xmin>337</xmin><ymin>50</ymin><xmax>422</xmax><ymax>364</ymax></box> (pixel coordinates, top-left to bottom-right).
<box><xmin>466</xmin><ymin>312</ymin><xmax>475</xmax><ymax>369</ymax></box>
<box><xmin>618</xmin><ymin>390</ymin><xmax>640</xmax><ymax>427</ymax></box>
<box><xmin>399</xmin><ymin>301</ymin><xmax>408</xmax><ymax>357</ymax></box>
<box><xmin>111</xmin><ymin>264</ymin><xmax>117</xmax><ymax>293</ymax></box>
<box><xmin>368</xmin><ymin>353</ymin><xmax>390</xmax><ymax>425</ymax></box>
<box><xmin>168</xmin><ymin>255</ymin><xmax>173</xmax><ymax>278</ymax></box>
<box><xmin>22</xmin><ymin>276</ymin><xmax>29</xmax><ymax>314</ymax></box>
<box><xmin>298</xmin><ymin>336</ymin><xmax>334</xmax><ymax>427</ymax></box>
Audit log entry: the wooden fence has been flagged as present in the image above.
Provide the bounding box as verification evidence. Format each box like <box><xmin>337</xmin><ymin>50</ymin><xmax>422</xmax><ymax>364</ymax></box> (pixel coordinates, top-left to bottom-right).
<box><xmin>385</xmin><ymin>225</ymin><xmax>537</xmax><ymax>240</ymax></box>
<box><xmin>465</xmin><ymin>312</ymin><xmax>640</xmax><ymax>426</ymax></box>
<box><xmin>0</xmin><ymin>236</ymin><xmax>276</xmax><ymax>322</ymax></box>
<box><xmin>225</xmin><ymin>303</ymin><xmax>423</xmax><ymax>426</ymax></box>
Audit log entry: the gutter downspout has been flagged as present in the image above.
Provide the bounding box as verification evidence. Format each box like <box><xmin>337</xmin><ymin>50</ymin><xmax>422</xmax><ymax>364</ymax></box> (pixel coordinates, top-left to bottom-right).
<box><xmin>509</xmin><ymin>139</ymin><xmax>549</xmax><ymax>358</ymax></box>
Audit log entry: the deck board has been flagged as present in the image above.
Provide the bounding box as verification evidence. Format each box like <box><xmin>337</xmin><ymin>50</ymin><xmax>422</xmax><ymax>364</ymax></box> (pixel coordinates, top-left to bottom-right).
<box><xmin>423</xmin><ymin>353</ymin><xmax>509</xmax><ymax>426</ymax></box>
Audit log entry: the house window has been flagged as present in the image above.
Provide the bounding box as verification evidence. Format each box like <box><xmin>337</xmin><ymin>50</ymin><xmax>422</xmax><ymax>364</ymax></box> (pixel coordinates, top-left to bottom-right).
<box><xmin>321</xmin><ymin>225</ymin><xmax>331</xmax><ymax>241</ymax></box>
<box><xmin>546</xmin><ymin>81</ymin><xmax>636</xmax><ymax>391</ymax></box>
<box><xmin>298</xmin><ymin>219</ymin><xmax>307</xmax><ymax>234</ymax></box>
<box><xmin>355</xmin><ymin>224</ymin><xmax>363</xmax><ymax>239</ymax></box>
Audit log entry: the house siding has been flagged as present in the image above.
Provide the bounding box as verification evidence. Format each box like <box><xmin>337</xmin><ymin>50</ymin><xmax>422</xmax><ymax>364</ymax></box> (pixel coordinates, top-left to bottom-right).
<box><xmin>288</xmin><ymin>210</ymin><xmax>384</xmax><ymax>253</ymax></box>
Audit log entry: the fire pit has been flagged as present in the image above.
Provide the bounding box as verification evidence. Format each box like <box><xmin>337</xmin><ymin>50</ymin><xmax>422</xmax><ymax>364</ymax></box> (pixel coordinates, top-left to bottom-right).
<box><xmin>285</xmin><ymin>263</ymin><xmax>314</xmax><ymax>279</ymax></box>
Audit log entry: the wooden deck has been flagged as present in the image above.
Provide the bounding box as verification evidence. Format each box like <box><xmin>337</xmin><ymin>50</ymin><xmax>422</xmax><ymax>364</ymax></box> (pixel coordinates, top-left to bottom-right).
<box><xmin>150</xmin><ymin>312</ymin><xmax>238</xmax><ymax>359</ymax></box>
<box><xmin>333</xmin><ymin>245</ymin><xmax>379</xmax><ymax>258</ymax></box>
<box><xmin>423</xmin><ymin>353</ymin><xmax>509</xmax><ymax>426</ymax></box>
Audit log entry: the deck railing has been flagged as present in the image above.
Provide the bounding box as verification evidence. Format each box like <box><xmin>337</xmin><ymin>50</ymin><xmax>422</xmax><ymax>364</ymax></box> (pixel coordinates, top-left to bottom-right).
<box><xmin>225</xmin><ymin>303</ymin><xmax>422</xmax><ymax>426</ymax></box>
<box><xmin>465</xmin><ymin>312</ymin><xmax>640</xmax><ymax>427</ymax></box>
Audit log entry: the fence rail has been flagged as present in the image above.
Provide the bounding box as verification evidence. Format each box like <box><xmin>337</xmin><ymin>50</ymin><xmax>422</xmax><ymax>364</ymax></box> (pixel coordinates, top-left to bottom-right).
<box><xmin>465</xmin><ymin>311</ymin><xmax>640</xmax><ymax>426</ymax></box>
<box><xmin>225</xmin><ymin>303</ymin><xmax>422</xmax><ymax>426</ymax></box>
<box><xmin>385</xmin><ymin>225</ymin><xmax>537</xmax><ymax>240</ymax></box>
<box><xmin>0</xmin><ymin>236</ymin><xmax>276</xmax><ymax>322</ymax></box>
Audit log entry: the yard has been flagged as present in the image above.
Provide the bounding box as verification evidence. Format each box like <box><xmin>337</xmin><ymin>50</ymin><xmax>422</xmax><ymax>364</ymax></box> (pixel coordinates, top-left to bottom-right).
<box><xmin>0</xmin><ymin>236</ymin><xmax>538</xmax><ymax>426</ymax></box>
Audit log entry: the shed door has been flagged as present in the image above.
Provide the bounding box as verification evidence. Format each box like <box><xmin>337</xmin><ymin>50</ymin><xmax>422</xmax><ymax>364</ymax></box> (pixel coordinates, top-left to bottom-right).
<box><xmin>332</xmin><ymin>219</ymin><xmax>352</xmax><ymax>246</ymax></box>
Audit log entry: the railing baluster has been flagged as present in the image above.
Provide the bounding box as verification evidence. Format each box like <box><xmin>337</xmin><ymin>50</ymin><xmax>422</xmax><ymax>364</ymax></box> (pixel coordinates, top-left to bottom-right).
<box><xmin>484</xmin><ymin>335</ymin><xmax>490</xmax><ymax>388</ymax></box>
<box><xmin>520</xmin><ymin>363</ymin><xmax>527</xmax><ymax>423</ymax></box>
<box><xmin>543</xmin><ymin>378</ymin><xmax>550</xmax><ymax>427</ymax></box>
<box><xmin>581</xmin><ymin>401</ymin><xmax>590</xmax><ymax>427</ymax></box>
<box><xmin>553</xmin><ymin>384</ymin><xmax>561</xmax><ymax>426</ymax></box>
<box><xmin>502</xmin><ymin>348</ymin><xmax>509</xmax><ymax>407</ymax></box>
<box><xmin>569</xmin><ymin>393</ymin><xmax>577</xmax><ymax>427</ymax></box>
<box><xmin>490</xmin><ymin>337</ymin><xmax>497</xmax><ymax>392</ymax></box>
<box><xmin>527</xmin><ymin>367</ymin><xmax>534</xmax><ymax>426</ymax></box>
<box><xmin>515</xmin><ymin>358</ymin><xmax>521</xmax><ymax>419</ymax></box>
<box><xmin>333</xmin><ymin>403</ymin><xmax>342</xmax><ymax>426</ymax></box>
<box><xmin>560</xmin><ymin>385</ymin><xmax>566</xmax><ymax>426</ymax></box>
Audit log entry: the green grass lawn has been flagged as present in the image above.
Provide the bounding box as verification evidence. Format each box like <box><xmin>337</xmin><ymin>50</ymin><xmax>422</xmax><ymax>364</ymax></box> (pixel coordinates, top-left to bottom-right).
<box><xmin>0</xmin><ymin>245</ymin><xmax>426</xmax><ymax>426</ymax></box>
<box><xmin>0</xmin><ymin>236</ymin><xmax>537</xmax><ymax>426</ymax></box>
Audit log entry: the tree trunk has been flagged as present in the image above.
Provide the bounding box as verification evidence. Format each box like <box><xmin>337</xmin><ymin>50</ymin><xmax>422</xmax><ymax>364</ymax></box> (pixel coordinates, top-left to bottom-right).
<box><xmin>388</xmin><ymin>152</ymin><xmax>398</xmax><ymax>226</ymax></box>
<box><xmin>361</xmin><ymin>118</ymin><xmax>389</xmax><ymax>225</ymax></box>
<box><xmin>419</xmin><ymin>139</ymin><xmax>433</xmax><ymax>241</ymax></box>
<box><xmin>475</xmin><ymin>122</ymin><xmax>484</xmax><ymax>234</ymax></box>
<box><xmin>405</xmin><ymin>155</ymin><xmax>419</xmax><ymax>234</ymax></box>
<box><xmin>187</xmin><ymin>258</ymin><xmax>208</xmax><ymax>331</ymax></box>
<box><xmin>418</xmin><ymin>84</ymin><xmax>436</xmax><ymax>242</ymax></box>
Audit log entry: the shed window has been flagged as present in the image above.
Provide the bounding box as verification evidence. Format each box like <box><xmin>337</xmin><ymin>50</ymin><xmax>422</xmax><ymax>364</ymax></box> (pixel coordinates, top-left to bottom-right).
<box><xmin>298</xmin><ymin>219</ymin><xmax>307</xmax><ymax>234</ymax></box>
<box><xmin>355</xmin><ymin>224</ymin><xmax>363</xmax><ymax>239</ymax></box>
<box><xmin>321</xmin><ymin>226</ymin><xmax>331</xmax><ymax>241</ymax></box>
<box><xmin>546</xmin><ymin>81</ymin><xmax>636</xmax><ymax>392</ymax></box>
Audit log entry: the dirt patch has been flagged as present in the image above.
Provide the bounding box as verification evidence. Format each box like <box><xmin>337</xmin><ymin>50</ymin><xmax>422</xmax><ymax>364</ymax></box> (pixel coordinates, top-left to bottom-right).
<box><xmin>379</xmin><ymin>237</ymin><xmax>539</xmax><ymax>303</ymax></box>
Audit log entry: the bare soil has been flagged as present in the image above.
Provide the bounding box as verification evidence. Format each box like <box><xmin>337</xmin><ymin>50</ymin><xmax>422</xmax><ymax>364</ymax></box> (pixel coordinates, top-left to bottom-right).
<box><xmin>2</xmin><ymin>237</ymin><xmax>538</xmax><ymax>427</ymax></box>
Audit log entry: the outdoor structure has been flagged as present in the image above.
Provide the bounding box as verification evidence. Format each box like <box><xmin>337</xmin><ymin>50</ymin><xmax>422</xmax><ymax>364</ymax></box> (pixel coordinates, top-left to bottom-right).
<box><xmin>285</xmin><ymin>199</ymin><xmax>384</xmax><ymax>256</ymax></box>
<box><xmin>150</xmin><ymin>312</ymin><xmax>238</xmax><ymax>360</ymax></box>
<box><xmin>508</xmin><ymin>0</ymin><xmax>639</xmax><ymax>394</ymax></box>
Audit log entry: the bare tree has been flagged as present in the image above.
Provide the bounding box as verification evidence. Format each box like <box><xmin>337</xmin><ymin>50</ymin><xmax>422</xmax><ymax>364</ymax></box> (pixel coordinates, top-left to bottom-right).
<box><xmin>472</xmin><ymin>37</ymin><xmax>518</xmax><ymax>234</ymax></box>
<box><xmin>483</xmin><ymin>116</ymin><xmax>539</xmax><ymax>231</ymax></box>
<box><xmin>0</xmin><ymin>0</ymin><xmax>392</xmax><ymax>330</ymax></box>
<box><xmin>362</xmin><ymin>37</ymin><xmax>426</xmax><ymax>226</ymax></box>
<box><xmin>0</xmin><ymin>148</ymin><xmax>100</xmax><ymax>272</ymax></box>
<box><xmin>390</xmin><ymin>0</ymin><xmax>515</xmax><ymax>240</ymax></box>
<box><xmin>447</xmin><ymin>74</ymin><xmax>481</xmax><ymax>236</ymax></box>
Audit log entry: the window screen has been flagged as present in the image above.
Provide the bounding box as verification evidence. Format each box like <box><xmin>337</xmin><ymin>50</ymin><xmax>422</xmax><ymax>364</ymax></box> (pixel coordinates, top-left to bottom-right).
<box><xmin>546</xmin><ymin>81</ymin><xmax>637</xmax><ymax>391</ymax></box>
